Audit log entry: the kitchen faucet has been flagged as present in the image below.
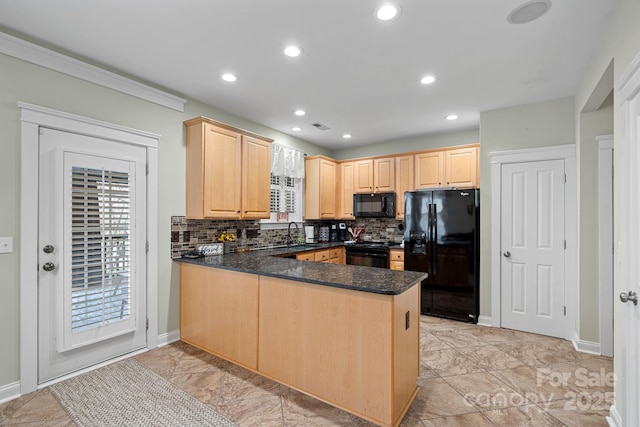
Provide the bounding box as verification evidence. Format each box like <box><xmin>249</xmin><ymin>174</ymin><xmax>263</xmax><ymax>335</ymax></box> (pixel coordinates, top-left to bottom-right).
<box><xmin>287</xmin><ymin>221</ymin><xmax>299</xmax><ymax>246</ymax></box>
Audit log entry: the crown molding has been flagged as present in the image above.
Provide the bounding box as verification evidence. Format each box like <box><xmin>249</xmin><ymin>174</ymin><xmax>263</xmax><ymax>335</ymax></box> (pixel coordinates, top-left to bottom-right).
<box><xmin>0</xmin><ymin>31</ymin><xmax>186</xmax><ymax>112</ymax></box>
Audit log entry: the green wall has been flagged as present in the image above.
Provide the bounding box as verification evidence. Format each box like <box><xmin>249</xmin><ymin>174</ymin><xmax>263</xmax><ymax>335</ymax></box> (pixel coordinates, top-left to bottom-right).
<box><xmin>478</xmin><ymin>96</ymin><xmax>576</xmax><ymax>317</ymax></box>
<box><xmin>573</xmin><ymin>0</ymin><xmax>640</xmax><ymax>417</ymax></box>
<box><xmin>578</xmin><ymin>101</ymin><xmax>613</xmax><ymax>343</ymax></box>
<box><xmin>0</xmin><ymin>51</ymin><xmax>328</xmax><ymax>388</ymax></box>
<box><xmin>330</xmin><ymin>128</ymin><xmax>479</xmax><ymax>160</ymax></box>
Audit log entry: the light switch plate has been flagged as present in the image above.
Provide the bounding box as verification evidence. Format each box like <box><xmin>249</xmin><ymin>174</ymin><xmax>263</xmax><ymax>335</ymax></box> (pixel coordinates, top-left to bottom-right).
<box><xmin>0</xmin><ymin>237</ymin><xmax>13</xmax><ymax>254</ymax></box>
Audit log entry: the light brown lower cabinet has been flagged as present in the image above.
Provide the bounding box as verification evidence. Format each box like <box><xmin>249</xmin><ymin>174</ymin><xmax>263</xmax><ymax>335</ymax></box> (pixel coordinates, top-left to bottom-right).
<box><xmin>180</xmin><ymin>263</ymin><xmax>419</xmax><ymax>427</ymax></box>
<box><xmin>180</xmin><ymin>265</ymin><xmax>259</xmax><ymax>370</ymax></box>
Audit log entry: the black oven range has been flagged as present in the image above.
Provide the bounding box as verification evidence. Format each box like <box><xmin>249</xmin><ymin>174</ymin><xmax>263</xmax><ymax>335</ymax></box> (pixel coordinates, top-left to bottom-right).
<box><xmin>344</xmin><ymin>241</ymin><xmax>392</xmax><ymax>269</ymax></box>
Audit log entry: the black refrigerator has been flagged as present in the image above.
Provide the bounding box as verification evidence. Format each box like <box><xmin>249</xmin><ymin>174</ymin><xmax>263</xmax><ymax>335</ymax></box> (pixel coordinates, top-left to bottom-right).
<box><xmin>403</xmin><ymin>189</ymin><xmax>479</xmax><ymax>323</ymax></box>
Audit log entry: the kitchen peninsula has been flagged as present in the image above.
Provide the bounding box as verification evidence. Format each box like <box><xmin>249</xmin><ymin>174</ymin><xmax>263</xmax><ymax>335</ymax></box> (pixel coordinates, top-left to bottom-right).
<box><xmin>177</xmin><ymin>243</ymin><xmax>427</xmax><ymax>427</ymax></box>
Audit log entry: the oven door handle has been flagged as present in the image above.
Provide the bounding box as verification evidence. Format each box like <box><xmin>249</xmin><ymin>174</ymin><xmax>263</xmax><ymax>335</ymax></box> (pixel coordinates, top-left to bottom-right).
<box><xmin>347</xmin><ymin>252</ymin><xmax>388</xmax><ymax>258</ymax></box>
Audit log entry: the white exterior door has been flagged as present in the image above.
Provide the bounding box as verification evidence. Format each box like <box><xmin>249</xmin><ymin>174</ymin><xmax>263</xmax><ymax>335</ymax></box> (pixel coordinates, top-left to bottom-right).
<box><xmin>38</xmin><ymin>127</ymin><xmax>147</xmax><ymax>383</ymax></box>
<box><xmin>500</xmin><ymin>159</ymin><xmax>565</xmax><ymax>338</ymax></box>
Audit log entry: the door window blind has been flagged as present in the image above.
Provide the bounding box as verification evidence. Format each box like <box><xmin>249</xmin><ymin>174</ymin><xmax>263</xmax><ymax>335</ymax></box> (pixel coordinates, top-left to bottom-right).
<box><xmin>70</xmin><ymin>167</ymin><xmax>131</xmax><ymax>332</ymax></box>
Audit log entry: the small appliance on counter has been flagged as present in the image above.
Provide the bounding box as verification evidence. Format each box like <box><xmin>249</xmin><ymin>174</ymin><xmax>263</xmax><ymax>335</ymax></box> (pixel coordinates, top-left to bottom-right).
<box><xmin>337</xmin><ymin>222</ymin><xmax>348</xmax><ymax>241</ymax></box>
<box><xmin>330</xmin><ymin>223</ymin><xmax>338</xmax><ymax>241</ymax></box>
<box><xmin>319</xmin><ymin>226</ymin><xmax>330</xmax><ymax>242</ymax></box>
<box><xmin>304</xmin><ymin>226</ymin><xmax>315</xmax><ymax>243</ymax></box>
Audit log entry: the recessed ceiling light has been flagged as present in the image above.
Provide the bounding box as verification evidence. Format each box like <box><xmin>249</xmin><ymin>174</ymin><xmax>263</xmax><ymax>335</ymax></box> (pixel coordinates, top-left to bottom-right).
<box><xmin>292</xmin><ymin>127</ymin><xmax>302</xmax><ymax>132</ymax></box>
<box><xmin>446</xmin><ymin>115</ymin><xmax>458</xmax><ymax>121</ymax></box>
<box><xmin>507</xmin><ymin>0</ymin><xmax>551</xmax><ymax>24</ymax></box>
<box><xmin>420</xmin><ymin>75</ymin><xmax>436</xmax><ymax>85</ymax></box>
<box><xmin>294</xmin><ymin>109</ymin><xmax>306</xmax><ymax>116</ymax></box>
<box><xmin>284</xmin><ymin>45</ymin><xmax>303</xmax><ymax>57</ymax></box>
<box><xmin>342</xmin><ymin>134</ymin><xmax>352</xmax><ymax>139</ymax></box>
<box><xmin>221</xmin><ymin>73</ymin><xmax>237</xmax><ymax>82</ymax></box>
<box><xmin>376</xmin><ymin>4</ymin><xmax>399</xmax><ymax>21</ymax></box>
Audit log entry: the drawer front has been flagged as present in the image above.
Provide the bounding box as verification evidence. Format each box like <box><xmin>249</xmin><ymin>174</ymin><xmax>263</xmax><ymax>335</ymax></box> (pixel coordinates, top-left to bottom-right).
<box><xmin>390</xmin><ymin>249</ymin><xmax>404</xmax><ymax>261</ymax></box>
<box><xmin>329</xmin><ymin>248</ymin><xmax>341</xmax><ymax>259</ymax></box>
<box><xmin>296</xmin><ymin>252</ymin><xmax>315</xmax><ymax>261</ymax></box>
<box><xmin>314</xmin><ymin>250</ymin><xmax>330</xmax><ymax>262</ymax></box>
<box><xmin>390</xmin><ymin>260</ymin><xmax>404</xmax><ymax>271</ymax></box>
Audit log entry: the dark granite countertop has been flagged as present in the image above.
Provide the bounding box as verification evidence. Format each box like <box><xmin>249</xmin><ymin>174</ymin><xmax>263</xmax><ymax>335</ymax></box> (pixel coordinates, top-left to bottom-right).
<box><xmin>175</xmin><ymin>242</ymin><xmax>426</xmax><ymax>295</ymax></box>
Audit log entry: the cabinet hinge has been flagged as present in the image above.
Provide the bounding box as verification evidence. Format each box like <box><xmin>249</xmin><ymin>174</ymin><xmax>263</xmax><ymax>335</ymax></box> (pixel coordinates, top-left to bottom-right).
<box><xmin>146</xmin><ymin>318</ymin><xmax>149</xmax><ymax>330</ymax></box>
<box><xmin>145</xmin><ymin>163</ymin><xmax>149</xmax><ymax>176</ymax></box>
<box><xmin>564</xmin><ymin>173</ymin><xmax>566</xmax><ymax>184</ymax></box>
<box><xmin>564</xmin><ymin>240</ymin><xmax>566</xmax><ymax>250</ymax></box>
<box><xmin>564</xmin><ymin>306</ymin><xmax>567</xmax><ymax>316</ymax></box>
<box><xmin>146</xmin><ymin>240</ymin><xmax>149</xmax><ymax>253</ymax></box>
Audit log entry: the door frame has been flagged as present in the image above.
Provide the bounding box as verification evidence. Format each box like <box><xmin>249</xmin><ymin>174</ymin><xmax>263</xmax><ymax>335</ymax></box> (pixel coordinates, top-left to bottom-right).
<box><xmin>19</xmin><ymin>102</ymin><xmax>159</xmax><ymax>394</ymax></box>
<box><xmin>597</xmin><ymin>134</ymin><xmax>614</xmax><ymax>357</ymax></box>
<box><xmin>612</xmin><ymin>49</ymin><xmax>640</xmax><ymax>427</ymax></box>
<box><xmin>490</xmin><ymin>144</ymin><xmax>577</xmax><ymax>341</ymax></box>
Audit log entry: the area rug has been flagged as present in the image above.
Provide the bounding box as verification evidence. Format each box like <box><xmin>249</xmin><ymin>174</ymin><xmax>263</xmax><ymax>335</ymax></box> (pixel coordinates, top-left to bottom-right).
<box><xmin>49</xmin><ymin>358</ymin><xmax>237</xmax><ymax>427</ymax></box>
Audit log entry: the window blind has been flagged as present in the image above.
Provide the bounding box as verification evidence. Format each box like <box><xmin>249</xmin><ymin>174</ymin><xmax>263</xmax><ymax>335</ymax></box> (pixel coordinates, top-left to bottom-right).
<box><xmin>70</xmin><ymin>167</ymin><xmax>131</xmax><ymax>332</ymax></box>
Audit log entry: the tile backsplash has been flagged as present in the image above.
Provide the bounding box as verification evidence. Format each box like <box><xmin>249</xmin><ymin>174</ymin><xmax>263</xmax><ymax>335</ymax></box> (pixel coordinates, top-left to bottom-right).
<box><xmin>171</xmin><ymin>216</ymin><xmax>405</xmax><ymax>258</ymax></box>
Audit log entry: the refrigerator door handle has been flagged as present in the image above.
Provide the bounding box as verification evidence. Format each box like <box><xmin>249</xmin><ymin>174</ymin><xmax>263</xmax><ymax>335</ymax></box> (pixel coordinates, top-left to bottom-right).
<box><xmin>429</xmin><ymin>203</ymin><xmax>434</xmax><ymax>242</ymax></box>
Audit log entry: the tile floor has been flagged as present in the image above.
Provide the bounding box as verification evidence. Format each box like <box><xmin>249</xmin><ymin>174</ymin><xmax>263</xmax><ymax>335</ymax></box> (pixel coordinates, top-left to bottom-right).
<box><xmin>0</xmin><ymin>316</ymin><xmax>613</xmax><ymax>426</ymax></box>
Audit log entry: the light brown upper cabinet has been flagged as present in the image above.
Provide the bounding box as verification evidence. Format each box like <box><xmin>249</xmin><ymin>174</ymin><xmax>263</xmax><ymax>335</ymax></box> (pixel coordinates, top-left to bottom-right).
<box><xmin>374</xmin><ymin>157</ymin><xmax>395</xmax><ymax>192</ymax></box>
<box><xmin>415</xmin><ymin>151</ymin><xmax>444</xmax><ymax>189</ymax></box>
<box><xmin>353</xmin><ymin>157</ymin><xmax>395</xmax><ymax>193</ymax></box>
<box><xmin>305</xmin><ymin>156</ymin><xmax>338</xmax><ymax>219</ymax></box>
<box><xmin>444</xmin><ymin>147</ymin><xmax>478</xmax><ymax>188</ymax></box>
<box><xmin>185</xmin><ymin>117</ymin><xmax>272</xmax><ymax>220</ymax></box>
<box><xmin>415</xmin><ymin>146</ymin><xmax>478</xmax><ymax>190</ymax></box>
<box><xmin>395</xmin><ymin>155</ymin><xmax>414</xmax><ymax>219</ymax></box>
<box><xmin>338</xmin><ymin>161</ymin><xmax>355</xmax><ymax>219</ymax></box>
<box><xmin>353</xmin><ymin>159</ymin><xmax>374</xmax><ymax>193</ymax></box>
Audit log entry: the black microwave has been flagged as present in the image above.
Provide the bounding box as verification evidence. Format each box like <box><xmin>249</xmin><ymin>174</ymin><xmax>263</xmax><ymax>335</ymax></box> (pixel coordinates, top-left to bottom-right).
<box><xmin>353</xmin><ymin>192</ymin><xmax>395</xmax><ymax>218</ymax></box>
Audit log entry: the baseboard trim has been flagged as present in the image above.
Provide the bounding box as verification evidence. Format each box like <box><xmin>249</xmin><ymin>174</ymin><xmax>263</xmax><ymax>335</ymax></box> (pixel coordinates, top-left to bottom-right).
<box><xmin>477</xmin><ymin>315</ymin><xmax>492</xmax><ymax>327</ymax></box>
<box><xmin>157</xmin><ymin>329</ymin><xmax>180</xmax><ymax>347</ymax></box>
<box><xmin>0</xmin><ymin>381</ymin><xmax>21</xmax><ymax>404</ymax></box>
<box><xmin>572</xmin><ymin>332</ymin><xmax>601</xmax><ymax>355</ymax></box>
<box><xmin>607</xmin><ymin>405</ymin><xmax>622</xmax><ymax>427</ymax></box>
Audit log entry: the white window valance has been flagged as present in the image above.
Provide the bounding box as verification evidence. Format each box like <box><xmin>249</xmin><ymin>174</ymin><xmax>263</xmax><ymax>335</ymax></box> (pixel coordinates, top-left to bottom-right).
<box><xmin>270</xmin><ymin>143</ymin><xmax>305</xmax><ymax>179</ymax></box>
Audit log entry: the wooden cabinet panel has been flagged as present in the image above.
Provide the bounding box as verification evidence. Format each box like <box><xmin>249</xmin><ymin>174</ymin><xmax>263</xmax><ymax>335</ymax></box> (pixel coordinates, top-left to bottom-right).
<box><xmin>305</xmin><ymin>156</ymin><xmax>338</xmax><ymax>219</ymax></box>
<box><xmin>339</xmin><ymin>161</ymin><xmax>355</xmax><ymax>219</ymax></box>
<box><xmin>241</xmin><ymin>136</ymin><xmax>271</xmax><ymax>219</ymax></box>
<box><xmin>258</xmin><ymin>276</ymin><xmax>395</xmax><ymax>425</ymax></box>
<box><xmin>395</xmin><ymin>155</ymin><xmax>414</xmax><ymax>219</ymax></box>
<box><xmin>374</xmin><ymin>157</ymin><xmax>395</xmax><ymax>192</ymax></box>
<box><xmin>445</xmin><ymin>147</ymin><xmax>478</xmax><ymax>188</ymax></box>
<box><xmin>296</xmin><ymin>252</ymin><xmax>315</xmax><ymax>261</ymax></box>
<box><xmin>202</xmin><ymin>125</ymin><xmax>242</xmax><ymax>218</ymax></box>
<box><xmin>415</xmin><ymin>151</ymin><xmax>444</xmax><ymax>189</ymax></box>
<box><xmin>180</xmin><ymin>264</ymin><xmax>259</xmax><ymax>369</ymax></box>
<box><xmin>389</xmin><ymin>248</ymin><xmax>404</xmax><ymax>271</ymax></box>
<box><xmin>185</xmin><ymin>117</ymin><xmax>272</xmax><ymax>220</ymax></box>
<box><xmin>415</xmin><ymin>147</ymin><xmax>478</xmax><ymax>189</ymax></box>
<box><xmin>314</xmin><ymin>249</ymin><xmax>330</xmax><ymax>262</ymax></box>
<box><xmin>354</xmin><ymin>159</ymin><xmax>374</xmax><ymax>193</ymax></box>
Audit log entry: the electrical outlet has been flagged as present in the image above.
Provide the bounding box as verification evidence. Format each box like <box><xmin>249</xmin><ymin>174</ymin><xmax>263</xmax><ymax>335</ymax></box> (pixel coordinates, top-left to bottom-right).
<box><xmin>0</xmin><ymin>237</ymin><xmax>13</xmax><ymax>254</ymax></box>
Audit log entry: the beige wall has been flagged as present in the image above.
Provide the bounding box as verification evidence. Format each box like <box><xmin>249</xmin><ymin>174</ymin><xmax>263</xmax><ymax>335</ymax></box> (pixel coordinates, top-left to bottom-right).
<box><xmin>330</xmin><ymin>128</ymin><xmax>479</xmax><ymax>160</ymax></box>
<box><xmin>0</xmin><ymin>51</ymin><xmax>328</xmax><ymax>388</ymax></box>
<box><xmin>478</xmin><ymin>96</ymin><xmax>576</xmax><ymax>317</ymax></box>
<box><xmin>573</xmin><ymin>0</ymin><xmax>640</xmax><ymax>418</ymax></box>
<box><xmin>577</xmin><ymin>101</ymin><xmax>613</xmax><ymax>343</ymax></box>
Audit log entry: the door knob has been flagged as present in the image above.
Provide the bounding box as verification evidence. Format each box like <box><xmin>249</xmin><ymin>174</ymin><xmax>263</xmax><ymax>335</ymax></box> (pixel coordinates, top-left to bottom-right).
<box><xmin>42</xmin><ymin>262</ymin><xmax>56</xmax><ymax>272</ymax></box>
<box><xmin>620</xmin><ymin>291</ymin><xmax>638</xmax><ymax>305</ymax></box>
<box><xmin>43</xmin><ymin>244</ymin><xmax>54</xmax><ymax>253</ymax></box>
<box><xmin>503</xmin><ymin>251</ymin><xmax>511</xmax><ymax>258</ymax></box>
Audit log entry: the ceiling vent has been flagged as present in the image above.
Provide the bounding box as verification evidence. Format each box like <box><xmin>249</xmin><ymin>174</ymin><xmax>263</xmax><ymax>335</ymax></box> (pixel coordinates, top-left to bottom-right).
<box><xmin>507</xmin><ymin>0</ymin><xmax>551</xmax><ymax>24</ymax></box>
<box><xmin>311</xmin><ymin>122</ymin><xmax>330</xmax><ymax>131</ymax></box>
